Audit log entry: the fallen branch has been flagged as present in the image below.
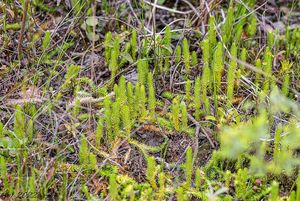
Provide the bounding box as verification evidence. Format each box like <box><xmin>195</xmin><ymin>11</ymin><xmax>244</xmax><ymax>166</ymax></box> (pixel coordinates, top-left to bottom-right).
<box><xmin>188</xmin><ymin>114</ymin><xmax>216</xmax><ymax>162</ymax></box>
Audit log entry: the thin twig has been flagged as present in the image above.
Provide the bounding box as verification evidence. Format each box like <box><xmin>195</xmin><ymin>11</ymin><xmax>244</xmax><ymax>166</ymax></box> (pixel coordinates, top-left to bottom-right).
<box><xmin>144</xmin><ymin>0</ymin><xmax>193</xmax><ymax>15</ymax></box>
<box><xmin>17</xmin><ymin>0</ymin><xmax>30</xmax><ymax>60</ymax></box>
<box><xmin>188</xmin><ymin>114</ymin><xmax>216</xmax><ymax>149</ymax></box>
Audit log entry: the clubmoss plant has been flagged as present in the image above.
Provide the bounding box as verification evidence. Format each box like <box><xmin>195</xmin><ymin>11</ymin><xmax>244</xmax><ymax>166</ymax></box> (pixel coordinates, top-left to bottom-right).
<box><xmin>147</xmin><ymin>156</ymin><xmax>157</xmax><ymax>189</ymax></box>
<box><xmin>195</xmin><ymin>168</ymin><xmax>202</xmax><ymax>190</ymax></box>
<box><xmin>127</xmin><ymin>82</ymin><xmax>136</xmax><ymax>120</ymax></box>
<box><xmin>120</xmin><ymin>42</ymin><xmax>132</xmax><ymax>67</ymax></box>
<box><xmin>158</xmin><ymin>172</ymin><xmax>165</xmax><ymax>201</ymax></box>
<box><xmin>239</xmin><ymin>48</ymin><xmax>247</xmax><ymax>74</ymax></box>
<box><xmin>182</xmin><ymin>38</ymin><xmax>190</xmax><ymax>73</ymax></box>
<box><xmin>281</xmin><ymin>60</ymin><xmax>292</xmax><ymax>96</ymax></box>
<box><xmin>247</xmin><ymin>13</ymin><xmax>257</xmax><ymax>38</ymax></box>
<box><xmin>191</xmin><ymin>51</ymin><xmax>197</xmax><ymax>66</ymax></box>
<box><xmin>176</xmin><ymin>187</ymin><xmax>187</xmax><ymax>201</ymax></box>
<box><xmin>111</xmin><ymin>101</ymin><xmax>120</xmax><ymax>140</ymax></box>
<box><xmin>201</xmin><ymin>39</ymin><xmax>211</xmax><ymax>114</ymax></box>
<box><xmin>104</xmin><ymin>97</ymin><xmax>112</xmax><ymax>143</ymax></box>
<box><xmin>262</xmin><ymin>47</ymin><xmax>273</xmax><ymax>94</ymax></box>
<box><xmin>29</xmin><ymin>170</ymin><xmax>36</xmax><ymax>201</ymax></box>
<box><xmin>134</xmin><ymin>83</ymin><xmax>141</xmax><ymax>119</ymax></box>
<box><xmin>121</xmin><ymin>105</ymin><xmax>131</xmax><ymax>136</ymax></box>
<box><xmin>139</xmin><ymin>85</ymin><xmax>147</xmax><ymax>121</ymax></box>
<box><xmin>194</xmin><ymin>77</ymin><xmax>201</xmax><ymax>120</ymax></box>
<box><xmin>208</xmin><ymin>16</ymin><xmax>217</xmax><ymax>54</ymax></box>
<box><xmin>163</xmin><ymin>25</ymin><xmax>172</xmax><ymax>72</ymax></box>
<box><xmin>95</xmin><ymin>117</ymin><xmax>104</xmax><ymax>148</ymax></box>
<box><xmin>117</xmin><ymin>76</ymin><xmax>127</xmax><ymax>105</ymax></box>
<box><xmin>222</xmin><ymin>7</ymin><xmax>234</xmax><ymax>44</ymax></box>
<box><xmin>131</xmin><ymin>29</ymin><xmax>137</xmax><ymax>62</ymax></box>
<box><xmin>235</xmin><ymin>168</ymin><xmax>247</xmax><ymax>200</ymax></box>
<box><xmin>110</xmin><ymin>49</ymin><xmax>119</xmax><ymax>82</ymax></box>
<box><xmin>141</xmin><ymin>38</ymin><xmax>149</xmax><ymax>58</ymax></box>
<box><xmin>137</xmin><ymin>59</ymin><xmax>149</xmax><ymax>86</ymax></box>
<box><xmin>185</xmin><ymin>79</ymin><xmax>191</xmax><ymax>102</ymax></box>
<box><xmin>0</xmin><ymin>122</ymin><xmax>3</xmax><ymax>137</ymax></box>
<box><xmin>269</xmin><ymin>181</ymin><xmax>279</xmax><ymax>201</ymax></box>
<box><xmin>171</xmin><ymin>97</ymin><xmax>180</xmax><ymax>131</ymax></box>
<box><xmin>181</xmin><ymin>102</ymin><xmax>188</xmax><ymax>132</ymax></box>
<box><xmin>213</xmin><ymin>42</ymin><xmax>224</xmax><ymax>93</ymax></box>
<box><xmin>234</xmin><ymin>18</ymin><xmax>246</xmax><ymax>44</ymax></box>
<box><xmin>42</xmin><ymin>31</ymin><xmax>51</xmax><ymax>51</ymax></box>
<box><xmin>273</xmin><ymin>124</ymin><xmax>282</xmax><ymax>164</ymax></box>
<box><xmin>175</xmin><ymin>45</ymin><xmax>182</xmax><ymax>65</ymax></box>
<box><xmin>267</xmin><ymin>31</ymin><xmax>275</xmax><ymax>50</ymax></box>
<box><xmin>79</xmin><ymin>135</ymin><xmax>89</xmax><ymax>165</ymax></box>
<box><xmin>185</xmin><ymin>146</ymin><xmax>193</xmax><ymax>188</ymax></box>
<box><xmin>148</xmin><ymin>73</ymin><xmax>156</xmax><ymax>121</ymax></box>
<box><xmin>26</xmin><ymin>118</ymin><xmax>34</xmax><ymax>142</ymax></box>
<box><xmin>104</xmin><ymin>31</ymin><xmax>112</xmax><ymax>65</ymax></box>
<box><xmin>14</xmin><ymin>105</ymin><xmax>25</xmax><ymax>146</ymax></box>
<box><xmin>212</xmin><ymin>42</ymin><xmax>224</xmax><ymax>114</ymax></box>
<box><xmin>296</xmin><ymin>173</ymin><xmax>300</xmax><ymax>201</ymax></box>
<box><xmin>227</xmin><ymin>43</ymin><xmax>237</xmax><ymax>104</ymax></box>
<box><xmin>109</xmin><ymin>169</ymin><xmax>118</xmax><ymax>201</ymax></box>
<box><xmin>0</xmin><ymin>157</ymin><xmax>10</xmax><ymax>194</ymax></box>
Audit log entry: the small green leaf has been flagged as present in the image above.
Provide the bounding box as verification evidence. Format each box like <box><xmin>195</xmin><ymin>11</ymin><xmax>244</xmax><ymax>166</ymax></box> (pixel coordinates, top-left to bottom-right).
<box><xmin>86</xmin><ymin>16</ymin><xmax>98</xmax><ymax>26</ymax></box>
<box><xmin>86</xmin><ymin>32</ymin><xmax>100</xmax><ymax>41</ymax></box>
<box><xmin>120</xmin><ymin>52</ymin><xmax>134</xmax><ymax>63</ymax></box>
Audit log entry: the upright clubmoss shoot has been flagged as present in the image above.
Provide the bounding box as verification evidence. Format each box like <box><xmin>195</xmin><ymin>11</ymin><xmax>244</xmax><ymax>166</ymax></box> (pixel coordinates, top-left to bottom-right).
<box><xmin>181</xmin><ymin>101</ymin><xmax>188</xmax><ymax>132</ymax></box>
<box><xmin>139</xmin><ymin>85</ymin><xmax>147</xmax><ymax>121</ymax></box>
<box><xmin>131</xmin><ymin>29</ymin><xmax>137</xmax><ymax>62</ymax></box>
<box><xmin>148</xmin><ymin>73</ymin><xmax>156</xmax><ymax>121</ymax></box>
<box><xmin>227</xmin><ymin>43</ymin><xmax>237</xmax><ymax>104</ymax></box>
<box><xmin>262</xmin><ymin>47</ymin><xmax>273</xmax><ymax>94</ymax></box>
<box><xmin>208</xmin><ymin>16</ymin><xmax>217</xmax><ymax>54</ymax></box>
<box><xmin>269</xmin><ymin>181</ymin><xmax>279</xmax><ymax>201</ymax></box>
<box><xmin>281</xmin><ymin>60</ymin><xmax>292</xmax><ymax>96</ymax></box>
<box><xmin>109</xmin><ymin>36</ymin><xmax>120</xmax><ymax>82</ymax></box>
<box><xmin>201</xmin><ymin>39</ymin><xmax>211</xmax><ymax>114</ymax></box>
<box><xmin>95</xmin><ymin>117</ymin><xmax>104</xmax><ymax>148</ymax></box>
<box><xmin>213</xmin><ymin>42</ymin><xmax>224</xmax><ymax>93</ymax></box>
<box><xmin>194</xmin><ymin>77</ymin><xmax>201</xmax><ymax>120</ymax></box>
<box><xmin>191</xmin><ymin>51</ymin><xmax>198</xmax><ymax>66</ymax></box>
<box><xmin>247</xmin><ymin>13</ymin><xmax>257</xmax><ymax>38</ymax></box>
<box><xmin>117</xmin><ymin>76</ymin><xmax>127</xmax><ymax>105</ymax></box>
<box><xmin>0</xmin><ymin>157</ymin><xmax>9</xmax><ymax>194</ymax></box>
<box><xmin>171</xmin><ymin>97</ymin><xmax>180</xmax><ymax>131</ymax></box>
<box><xmin>110</xmin><ymin>50</ymin><xmax>119</xmax><ymax>81</ymax></box>
<box><xmin>146</xmin><ymin>156</ymin><xmax>157</xmax><ymax>189</ymax></box>
<box><xmin>182</xmin><ymin>38</ymin><xmax>190</xmax><ymax>73</ymax></box>
<box><xmin>163</xmin><ymin>25</ymin><xmax>172</xmax><ymax>72</ymax></box>
<box><xmin>127</xmin><ymin>82</ymin><xmax>136</xmax><ymax>120</ymax></box>
<box><xmin>175</xmin><ymin>45</ymin><xmax>182</xmax><ymax>65</ymax></box>
<box><xmin>109</xmin><ymin>169</ymin><xmax>118</xmax><ymax>201</ymax></box>
<box><xmin>235</xmin><ymin>168</ymin><xmax>248</xmax><ymax>200</ymax></box>
<box><xmin>111</xmin><ymin>101</ymin><xmax>120</xmax><ymax>140</ymax></box>
<box><xmin>121</xmin><ymin>105</ymin><xmax>131</xmax><ymax>136</ymax></box>
<box><xmin>104</xmin><ymin>97</ymin><xmax>112</xmax><ymax>142</ymax></box>
<box><xmin>158</xmin><ymin>172</ymin><xmax>165</xmax><ymax>200</ymax></box>
<box><xmin>79</xmin><ymin>135</ymin><xmax>89</xmax><ymax>165</ymax></box>
<box><xmin>185</xmin><ymin>146</ymin><xmax>193</xmax><ymax>188</ymax></box>
<box><xmin>185</xmin><ymin>79</ymin><xmax>191</xmax><ymax>101</ymax></box>
<box><xmin>137</xmin><ymin>59</ymin><xmax>149</xmax><ymax>86</ymax></box>
<box><xmin>239</xmin><ymin>48</ymin><xmax>247</xmax><ymax>74</ymax></box>
<box><xmin>222</xmin><ymin>7</ymin><xmax>234</xmax><ymax>44</ymax></box>
<box><xmin>104</xmin><ymin>31</ymin><xmax>112</xmax><ymax>65</ymax></box>
<box><xmin>14</xmin><ymin>105</ymin><xmax>25</xmax><ymax>146</ymax></box>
